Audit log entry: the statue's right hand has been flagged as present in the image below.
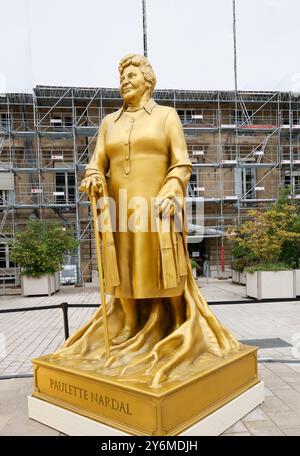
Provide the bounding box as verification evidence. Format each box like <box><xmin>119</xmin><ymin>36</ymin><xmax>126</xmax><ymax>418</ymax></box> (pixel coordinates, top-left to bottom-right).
<box><xmin>79</xmin><ymin>176</ymin><xmax>103</xmax><ymax>196</ymax></box>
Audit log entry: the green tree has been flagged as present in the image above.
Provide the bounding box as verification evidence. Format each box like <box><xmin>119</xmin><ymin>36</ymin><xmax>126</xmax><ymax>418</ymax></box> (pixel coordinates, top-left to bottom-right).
<box><xmin>227</xmin><ymin>188</ymin><xmax>300</xmax><ymax>271</ymax></box>
<box><xmin>10</xmin><ymin>220</ymin><xmax>79</xmax><ymax>277</ymax></box>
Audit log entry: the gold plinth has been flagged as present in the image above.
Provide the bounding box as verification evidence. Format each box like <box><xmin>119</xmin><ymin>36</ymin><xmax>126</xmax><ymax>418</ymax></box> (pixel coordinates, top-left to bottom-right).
<box><xmin>32</xmin><ymin>345</ymin><xmax>258</xmax><ymax>436</ymax></box>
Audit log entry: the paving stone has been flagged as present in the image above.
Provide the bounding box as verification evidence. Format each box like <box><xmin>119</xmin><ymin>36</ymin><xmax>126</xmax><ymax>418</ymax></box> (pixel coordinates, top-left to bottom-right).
<box><xmin>261</xmin><ymin>396</ymin><xmax>292</xmax><ymax>414</ymax></box>
<box><xmin>266</xmin><ymin>378</ymin><xmax>294</xmax><ymax>390</ymax></box>
<box><xmin>264</xmin><ymin>387</ymin><xmax>274</xmax><ymax>397</ymax></box>
<box><xmin>242</xmin><ymin>406</ymin><xmax>269</xmax><ymax>422</ymax></box>
<box><xmin>271</xmin><ymin>389</ymin><xmax>300</xmax><ymax>413</ymax></box>
<box><xmin>266</xmin><ymin>411</ymin><xmax>300</xmax><ymax>429</ymax></box>
<box><xmin>222</xmin><ymin>432</ymin><xmax>252</xmax><ymax>436</ymax></box>
<box><xmin>243</xmin><ymin>420</ymin><xmax>285</xmax><ymax>436</ymax></box>
<box><xmin>291</xmin><ymin>383</ymin><xmax>300</xmax><ymax>393</ymax></box>
<box><xmin>266</xmin><ymin>364</ymin><xmax>300</xmax><ymax>384</ymax></box>
<box><xmin>283</xmin><ymin>427</ymin><xmax>300</xmax><ymax>436</ymax></box>
<box><xmin>1</xmin><ymin>417</ymin><xmax>60</xmax><ymax>436</ymax></box>
<box><xmin>0</xmin><ymin>415</ymin><xmax>10</xmax><ymax>433</ymax></box>
<box><xmin>223</xmin><ymin>421</ymin><xmax>248</xmax><ymax>434</ymax></box>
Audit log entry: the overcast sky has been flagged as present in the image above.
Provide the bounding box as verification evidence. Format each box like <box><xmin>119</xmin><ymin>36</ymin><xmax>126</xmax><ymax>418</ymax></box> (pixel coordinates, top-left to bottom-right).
<box><xmin>1</xmin><ymin>0</ymin><xmax>300</xmax><ymax>93</ymax></box>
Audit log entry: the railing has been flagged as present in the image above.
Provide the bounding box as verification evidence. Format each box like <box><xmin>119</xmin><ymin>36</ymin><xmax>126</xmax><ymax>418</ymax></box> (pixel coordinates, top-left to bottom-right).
<box><xmin>1</xmin><ymin>297</ymin><xmax>299</xmax><ymax>347</ymax></box>
<box><xmin>187</xmin><ymin>145</ymin><xmax>298</xmax><ymax>165</ymax></box>
<box><xmin>1</xmin><ymin>145</ymin><xmax>298</xmax><ymax>169</ymax></box>
<box><xmin>3</xmin><ymin>107</ymin><xmax>300</xmax><ymax>131</ymax></box>
<box><xmin>41</xmin><ymin>149</ymin><xmax>75</xmax><ymax>169</ymax></box>
<box><xmin>0</xmin><ymin>183</ymin><xmax>282</xmax><ymax>208</ymax></box>
<box><xmin>13</xmin><ymin>184</ymin><xmax>77</xmax><ymax>207</ymax></box>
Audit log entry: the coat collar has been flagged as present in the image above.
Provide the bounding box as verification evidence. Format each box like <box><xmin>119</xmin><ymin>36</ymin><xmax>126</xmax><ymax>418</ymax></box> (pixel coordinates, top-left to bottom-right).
<box><xmin>114</xmin><ymin>98</ymin><xmax>157</xmax><ymax>122</ymax></box>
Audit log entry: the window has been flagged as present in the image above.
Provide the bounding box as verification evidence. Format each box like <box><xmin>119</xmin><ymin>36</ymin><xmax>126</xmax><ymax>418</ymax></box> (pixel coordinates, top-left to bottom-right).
<box><xmin>0</xmin><ymin>190</ymin><xmax>8</xmax><ymax>210</ymax></box>
<box><xmin>177</xmin><ymin>109</ymin><xmax>194</xmax><ymax>124</ymax></box>
<box><xmin>51</xmin><ymin>116</ymin><xmax>62</xmax><ymax>128</ymax></box>
<box><xmin>295</xmin><ymin>176</ymin><xmax>300</xmax><ymax>194</ymax></box>
<box><xmin>0</xmin><ymin>243</ymin><xmax>14</xmax><ymax>268</ymax></box>
<box><xmin>67</xmin><ymin>174</ymin><xmax>75</xmax><ymax>202</ymax></box>
<box><xmin>281</xmin><ymin>147</ymin><xmax>300</xmax><ymax>162</ymax></box>
<box><xmin>280</xmin><ymin>110</ymin><xmax>290</xmax><ymax>125</ymax></box>
<box><xmin>189</xmin><ymin>172</ymin><xmax>197</xmax><ymax>190</ymax></box>
<box><xmin>0</xmin><ymin>244</ymin><xmax>6</xmax><ymax>268</ymax></box>
<box><xmin>55</xmin><ymin>173</ymin><xmax>65</xmax><ymax>202</ymax></box>
<box><xmin>284</xmin><ymin>172</ymin><xmax>300</xmax><ymax>194</ymax></box>
<box><xmin>281</xmin><ymin>145</ymin><xmax>290</xmax><ymax>161</ymax></box>
<box><xmin>64</xmin><ymin>117</ymin><xmax>72</xmax><ymax>128</ymax></box>
<box><xmin>292</xmin><ymin>111</ymin><xmax>300</xmax><ymax>126</ymax></box>
<box><xmin>293</xmin><ymin>149</ymin><xmax>300</xmax><ymax>161</ymax></box>
<box><xmin>51</xmin><ymin>115</ymin><xmax>72</xmax><ymax>129</ymax></box>
<box><xmin>185</xmin><ymin>110</ymin><xmax>193</xmax><ymax>123</ymax></box>
<box><xmin>55</xmin><ymin>172</ymin><xmax>75</xmax><ymax>204</ymax></box>
<box><xmin>242</xmin><ymin>168</ymin><xmax>256</xmax><ymax>199</ymax></box>
<box><xmin>1</xmin><ymin>113</ymin><xmax>11</xmax><ymax>129</ymax></box>
<box><xmin>177</xmin><ymin>110</ymin><xmax>185</xmax><ymax>123</ymax></box>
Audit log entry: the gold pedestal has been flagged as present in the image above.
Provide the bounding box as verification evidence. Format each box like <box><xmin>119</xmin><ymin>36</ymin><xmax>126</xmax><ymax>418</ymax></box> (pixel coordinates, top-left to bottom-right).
<box><xmin>32</xmin><ymin>345</ymin><xmax>258</xmax><ymax>436</ymax></box>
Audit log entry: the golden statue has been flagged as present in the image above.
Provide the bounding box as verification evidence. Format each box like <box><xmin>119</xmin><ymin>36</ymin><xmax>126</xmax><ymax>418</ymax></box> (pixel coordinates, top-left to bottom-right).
<box><xmin>31</xmin><ymin>55</ymin><xmax>261</xmax><ymax>435</ymax></box>
<box><xmin>52</xmin><ymin>54</ymin><xmax>241</xmax><ymax>385</ymax></box>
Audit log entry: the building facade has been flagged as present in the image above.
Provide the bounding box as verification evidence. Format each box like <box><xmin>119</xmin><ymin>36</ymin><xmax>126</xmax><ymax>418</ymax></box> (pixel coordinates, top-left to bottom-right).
<box><xmin>0</xmin><ymin>87</ymin><xmax>299</xmax><ymax>289</ymax></box>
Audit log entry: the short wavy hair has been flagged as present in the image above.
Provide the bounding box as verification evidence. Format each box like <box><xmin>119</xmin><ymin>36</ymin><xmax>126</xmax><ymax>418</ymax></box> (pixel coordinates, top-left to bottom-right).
<box><xmin>118</xmin><ymin>54</ymin><xmax>156</xmax><ymax>95</ymax></box>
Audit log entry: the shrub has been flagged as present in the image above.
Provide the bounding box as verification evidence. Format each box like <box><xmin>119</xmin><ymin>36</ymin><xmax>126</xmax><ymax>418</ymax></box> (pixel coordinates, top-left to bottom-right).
<box><xmin>227</xmin><ymin>188</ymin><xmax>300</xmax><ymax>271</ymax></box>
<box><xmin>10</xmin><ymin>220</ymin><xmax>79</xmax><ymax>277</ymax></box>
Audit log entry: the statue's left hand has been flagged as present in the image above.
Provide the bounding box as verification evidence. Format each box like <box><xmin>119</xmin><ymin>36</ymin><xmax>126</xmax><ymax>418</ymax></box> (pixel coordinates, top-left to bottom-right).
<box><xmin>154</xmin><ymin>197</ymin><xmax>175</xmax><ymax>217</ymax></box>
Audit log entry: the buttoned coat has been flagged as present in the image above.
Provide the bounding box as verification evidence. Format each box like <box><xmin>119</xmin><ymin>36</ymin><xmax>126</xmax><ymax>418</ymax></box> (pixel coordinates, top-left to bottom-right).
<box><xmin>85</xmin><ymin>98</ymin><xmax>192</xmax><ymax>299</ymax></box>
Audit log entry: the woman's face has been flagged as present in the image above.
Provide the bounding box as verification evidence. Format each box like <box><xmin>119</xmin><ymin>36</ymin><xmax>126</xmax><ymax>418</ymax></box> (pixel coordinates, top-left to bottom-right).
<box><xmin>120</xmin><ymin>64</ymin><xmax>149</xmax><ymax>104</ymax></box>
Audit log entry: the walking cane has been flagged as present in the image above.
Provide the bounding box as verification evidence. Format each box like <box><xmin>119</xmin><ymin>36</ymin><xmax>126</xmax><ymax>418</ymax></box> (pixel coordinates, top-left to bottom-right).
<box><xmin>90</xmin><ymin>188</ymin><xmax>110</xmax><ymax>360</ymax></box>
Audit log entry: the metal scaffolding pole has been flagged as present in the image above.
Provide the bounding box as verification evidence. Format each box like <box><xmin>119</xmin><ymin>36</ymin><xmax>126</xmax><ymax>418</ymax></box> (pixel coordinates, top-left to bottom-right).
<box><xmin>232</xmin><ymin>0</ymin><xmax>238</xmax><ymax>95</ymax></box>
<box><xmin>142</xmin><ymin>0</ymin><xmax>148</xmax><ymax>57</ymax></box>
<box><xmin>72</xmin><ymin>88</ymin><xmax>83</xmax><ymax>285</ymax></box>
<box><xmin>289</xmin><ymin>92</ymin><xmax>294</xmax><ymax>198</ymax></box>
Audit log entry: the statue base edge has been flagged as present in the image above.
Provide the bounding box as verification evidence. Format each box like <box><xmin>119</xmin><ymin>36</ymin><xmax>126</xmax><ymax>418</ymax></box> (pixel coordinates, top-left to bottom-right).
<box><xmin>28</xmin><ymin>381</ymin><xmax>264</xmax><ymax>436</ymax></box>
<box><xmin>30</xmin><ymin>345</ymin><xmax>262</xmax><ymax>436</ymax></box>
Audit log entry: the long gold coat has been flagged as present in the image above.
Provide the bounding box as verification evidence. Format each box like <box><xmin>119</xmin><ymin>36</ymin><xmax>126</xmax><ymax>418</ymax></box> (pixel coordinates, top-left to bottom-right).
<box><xmin>53</xmin><ymin>99</ymin><xmax>241</xmax><ymax>382</ymax></box>
<box><xmin>85</xmin><ymin>98</ymin><xmax>192</xmax><ymax>299</ymax></box>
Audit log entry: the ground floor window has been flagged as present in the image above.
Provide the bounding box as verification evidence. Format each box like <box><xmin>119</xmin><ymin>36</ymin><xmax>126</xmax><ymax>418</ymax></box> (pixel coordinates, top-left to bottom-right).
<box><xmin>0</xmin><ymin>243</ymin><xmax>14</xmax><ymax>268</ymax></box>
<box><xmin>284</xmin><ymin>171</ymin><xmax>300</xmax><ymax>195</ymax></box>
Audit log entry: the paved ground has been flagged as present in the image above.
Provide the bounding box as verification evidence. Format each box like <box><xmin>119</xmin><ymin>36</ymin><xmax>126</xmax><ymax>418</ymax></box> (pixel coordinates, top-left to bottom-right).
<box><xmin>0</xmin><ymin>278</ymin><xmax>300</xmax><ymax>436</ymax></box>
<box><xmin>0</xmin><ymin>286</ymin><xmax>99</xmax><ymax>376</ymax></box>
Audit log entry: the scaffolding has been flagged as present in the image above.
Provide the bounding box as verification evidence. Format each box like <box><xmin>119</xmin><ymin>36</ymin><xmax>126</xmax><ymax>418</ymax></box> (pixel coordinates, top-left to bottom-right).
<box><xmin>0</xmin><ymin>86</ymin><xmax>300</xmax><ymax>288</ymax></box>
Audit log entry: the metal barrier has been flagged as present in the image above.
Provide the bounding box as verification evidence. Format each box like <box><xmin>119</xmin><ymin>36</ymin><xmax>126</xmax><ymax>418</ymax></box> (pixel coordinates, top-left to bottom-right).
<box><xmin>0</xmin><ymin>298</ymin><xmax>300</xmax><ymax>381</ymax></box>
<box><xmin>0</xmin><ymin>302</ymin><xmax>98</xmax><ymax>341</ymax></box>
<box><xmin>1</xmin><ymin>297</ymin><xmax>300</xmax><ymax>340</ymax></box>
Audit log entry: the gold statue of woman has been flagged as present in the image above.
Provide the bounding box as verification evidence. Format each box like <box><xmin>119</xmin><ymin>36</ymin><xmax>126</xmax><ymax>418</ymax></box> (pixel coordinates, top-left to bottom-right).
<box><xmin>53</xmin><ymin>54</ymin><xmax>241</xmax><ymax>387</ymax></box>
